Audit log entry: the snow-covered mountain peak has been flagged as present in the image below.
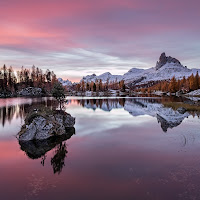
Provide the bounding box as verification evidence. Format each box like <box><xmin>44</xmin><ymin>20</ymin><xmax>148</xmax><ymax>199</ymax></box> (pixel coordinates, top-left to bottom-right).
<box><xmin>98</xmin><ymin>72</ymin><xmax>112</xmax><ymax>79</ymax></box>
<box><xmin>155</xmin><ymin>52</ymin><xmax>182</xmax><ymax>70</ymax></box>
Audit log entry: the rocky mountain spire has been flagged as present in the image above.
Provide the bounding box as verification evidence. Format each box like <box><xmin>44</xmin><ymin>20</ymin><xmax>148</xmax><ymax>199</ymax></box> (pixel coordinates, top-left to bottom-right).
<box><xmin>156</xmin><ymin>52</ymin><xmax>181</xmax><ymax>70</ymax></box>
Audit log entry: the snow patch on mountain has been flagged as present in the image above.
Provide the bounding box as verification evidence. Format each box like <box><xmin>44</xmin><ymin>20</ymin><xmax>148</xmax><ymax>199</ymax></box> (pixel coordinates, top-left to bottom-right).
<box><xmin>123</xmin><ymin>68</ymin><xmax>145</xmax><ymax>83</ymax></box>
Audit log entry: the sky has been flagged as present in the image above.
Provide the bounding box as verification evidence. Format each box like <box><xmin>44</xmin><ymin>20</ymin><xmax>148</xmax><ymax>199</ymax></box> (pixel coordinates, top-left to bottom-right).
<box><xmin>0</xmin><ymin>0</ymin><xmax>200</xmax><ymax>82</ymax></box>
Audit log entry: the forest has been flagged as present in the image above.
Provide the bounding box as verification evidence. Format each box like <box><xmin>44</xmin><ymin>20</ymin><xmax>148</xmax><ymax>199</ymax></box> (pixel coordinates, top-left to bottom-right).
<box><xmin>138</xmin><ymin>72</ymin><xmax>200</xmax><ymax>94</ymax></box>
<box><xmin>0</xmin><ymin>65</ymin><xmax>57</xmax><ymax>96</ymax></box>
<box><xmin>74</xmin><ymin>79</ymin><xmax>126</xmax><ymax>92</ymax></box>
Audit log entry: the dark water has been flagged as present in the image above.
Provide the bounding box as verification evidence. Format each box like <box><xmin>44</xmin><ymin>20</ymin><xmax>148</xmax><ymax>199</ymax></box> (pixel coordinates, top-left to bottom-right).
<box><xmin>0</xmin><ymin>97</ymin><xmax>200</xmax><ymax>200</ymax></box>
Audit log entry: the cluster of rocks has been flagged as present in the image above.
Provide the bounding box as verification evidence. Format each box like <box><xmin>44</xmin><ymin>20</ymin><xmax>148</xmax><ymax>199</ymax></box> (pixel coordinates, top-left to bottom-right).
<box><xmin>18</xmin><ymin>109</ymin><xmax>75</xmax><ymax>141</ymax></box>
<box><xmin>156</xmin><ymin>52</ymin><xmax>182</xmax><ymax>70</ymax></box>
<box><xmin>18</xmin><ymin>87</ymin><xmax>43</xmax><ymax>96</ymax></box>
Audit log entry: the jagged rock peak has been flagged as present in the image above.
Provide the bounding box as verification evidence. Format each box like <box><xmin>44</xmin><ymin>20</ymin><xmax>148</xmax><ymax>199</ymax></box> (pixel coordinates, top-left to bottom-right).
<box><xmin>156</xmin><ymin>52</ymin><xmax>181</xmax><ymax>70</ymax></box>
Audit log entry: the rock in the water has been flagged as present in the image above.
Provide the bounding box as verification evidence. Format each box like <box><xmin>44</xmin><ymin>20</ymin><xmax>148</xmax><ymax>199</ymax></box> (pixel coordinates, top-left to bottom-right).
<box><xmin>18</xmin><ymin>87</ymin><xmax>43</xmax><ymax>96</ymax></box>
<box><xmin>18</xmin><ymin>109</ymin><xmax>75</xmax><ymax>141</ymax></box>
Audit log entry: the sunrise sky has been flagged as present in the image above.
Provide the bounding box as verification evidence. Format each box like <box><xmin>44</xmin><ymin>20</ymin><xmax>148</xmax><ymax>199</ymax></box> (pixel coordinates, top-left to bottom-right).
<box><xmin>0</xmin><ymin>0</ymin><xmax>200</xmax><ymax>82</ymax></box>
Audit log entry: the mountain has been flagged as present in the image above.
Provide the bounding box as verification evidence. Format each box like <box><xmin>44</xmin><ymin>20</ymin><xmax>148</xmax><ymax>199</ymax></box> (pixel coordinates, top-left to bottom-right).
<box><xmin>133</xmin><ymin>52</ymin><xmax>191</xmax><ymax>84</ymax></box>
<box><xmin>78</xmin><ymin>53</ymin><xmax>200</xmax><ymax>86</ymax></box>
<box><xmin>58</xmin><ymin>78</ymin><xmax>73</xmax><ymax>86</ymax></box>
<box><xmin>155</xmin><ymin>52</ymin><xmax>182</xmax><ymax>70</ymax></box>
<box><xmin>82</xmin><ymin>72</ymin><xmax>122</xmax><ymax>83</ymax></box>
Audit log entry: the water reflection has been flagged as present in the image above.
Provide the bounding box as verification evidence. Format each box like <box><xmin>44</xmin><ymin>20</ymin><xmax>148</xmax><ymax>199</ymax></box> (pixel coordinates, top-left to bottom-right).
<box><xmin>0</xmin><ymin>97</ymin><xmax>58</xmax><ymax>126</ymax></box>
<box><xmin>1</xmin><ymin>97</ymin><xmax>200</xmax><ymax>199</ymax></box>
<box><xmin>0</xmin><ymin>97</ymin><xmax>199</xmax><ymax>133</ymax></box>
<box><xmin>77</xmin><ymin>98</ymin><xmax>196</xmax><ymax>132</ymax></box>
<box><xmin>51</xmin><ymin>142</ymin><xmax>68</xmax><ymax>174</ymax></box>
<box><xmin>19</xmin><ymin>127</ymin><xmax>75</xmax><ymax>174</ymax></box>
<box><xmin>78</xmin><ymin>98</ymin><xmax>125</xmax><ymax>111</ymax></box>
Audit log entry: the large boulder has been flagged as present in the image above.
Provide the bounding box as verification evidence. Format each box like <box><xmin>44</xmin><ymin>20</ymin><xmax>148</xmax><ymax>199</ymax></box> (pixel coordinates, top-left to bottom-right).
<box><xmin>18</xmin><ymin>109</ymin><xmax>75</xmax><ymax>141</ymax></box>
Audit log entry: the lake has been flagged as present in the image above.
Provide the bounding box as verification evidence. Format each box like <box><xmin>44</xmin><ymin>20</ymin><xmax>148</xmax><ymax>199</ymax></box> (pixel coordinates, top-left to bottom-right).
<box><xmin>0</xmin><ymin>96</ymin><xmax>200</xmax><ymax>200</ymax></box>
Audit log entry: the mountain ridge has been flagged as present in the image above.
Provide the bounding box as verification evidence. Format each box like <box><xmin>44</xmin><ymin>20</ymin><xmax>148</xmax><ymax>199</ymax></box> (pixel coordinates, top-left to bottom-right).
<box><xmin>59</xmin><ymin>53</ymin><xmax>200</xmax><ymax>86</ymax></box>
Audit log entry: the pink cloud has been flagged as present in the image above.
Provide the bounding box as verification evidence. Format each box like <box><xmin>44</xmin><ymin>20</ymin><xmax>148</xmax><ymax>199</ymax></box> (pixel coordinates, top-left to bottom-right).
<box><xmin>0</xmin><ymin>0</ymin><xmax>200</xmax><ymax>80</ymax></box>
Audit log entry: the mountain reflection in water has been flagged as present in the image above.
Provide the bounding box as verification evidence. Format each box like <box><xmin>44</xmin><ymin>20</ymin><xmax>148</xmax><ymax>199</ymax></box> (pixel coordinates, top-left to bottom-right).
<box><xmin>0</xmin><ymin>97</ymin><xmax>199</xmax><ymax>132</ymax></box>
<box><xmin>76</xmin><ymin>98</ymin><xmax>193</xmax><ymax>132</ymax></box>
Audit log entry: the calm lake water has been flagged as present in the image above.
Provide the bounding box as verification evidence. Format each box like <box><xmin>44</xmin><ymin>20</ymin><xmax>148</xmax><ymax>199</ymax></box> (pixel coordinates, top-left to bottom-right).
<box><xmin>0</xmin><ymin>96</ymin><xmax>200</xmax><ymax>200</ymax></box>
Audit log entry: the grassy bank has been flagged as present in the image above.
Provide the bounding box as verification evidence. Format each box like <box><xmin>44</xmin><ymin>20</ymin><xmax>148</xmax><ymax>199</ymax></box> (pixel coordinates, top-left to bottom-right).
<box><xmin>163</xmin><ymin>102</ymin><xmax>200</xmax><ymax>112</ymax></box>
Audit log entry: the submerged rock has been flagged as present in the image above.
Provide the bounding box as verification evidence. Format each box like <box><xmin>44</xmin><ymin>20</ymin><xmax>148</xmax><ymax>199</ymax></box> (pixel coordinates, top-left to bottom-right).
<box><xmin>18</xmin><ymin>109</ymin><xmax>75</xmax><ymax>141</ymax></box>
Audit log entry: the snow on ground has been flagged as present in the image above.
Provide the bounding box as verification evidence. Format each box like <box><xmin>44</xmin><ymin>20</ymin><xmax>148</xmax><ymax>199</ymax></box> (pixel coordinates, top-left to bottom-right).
<box><xmin>185</xmin><ymin>89</ymin><xmax>200</xmax><ymax>101</ymax></box>
<box><xmin>153</xmin><ymin>91</ymin><xmax>165</xmax><ymax>96</ymax></box>
<box><xmin>186</xmin><ymin>89</ymin><xmax>200</xmax><ymax>96</ymax></box>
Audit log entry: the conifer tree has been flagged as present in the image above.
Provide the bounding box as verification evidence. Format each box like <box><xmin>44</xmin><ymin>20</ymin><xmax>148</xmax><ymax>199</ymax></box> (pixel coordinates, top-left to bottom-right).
<box><xmin>194</xmin><ymin>71</ymin><xmax>199</xmax><ymax>89</ymax></box>
<box><xmin>52</xmin><ymin>82</ymin><xmax>66</xmax><ymax>110</ymax></box>
<box><xmin>3</xmin><ymin>64</ymin><xmax>8</xmax><ymax>90</ymax></box>
<box><xmin>189</xmin><ymin>74</ymin><xmax>195</xmax><ymax>91</ymax></box>
<box><xmin>93</xmin><ymin>82</ymin><xmax>96</xmax><ymax>92</ymax></box>
<box><xmin>99</xmin><ymin>79</ymin><xmax>103</xmax><ymax>91</ymax></box>
<box><xmin>169</xmin><ymin>76</ymin><xmax>177</xmax><ymax>93</ymax></box>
